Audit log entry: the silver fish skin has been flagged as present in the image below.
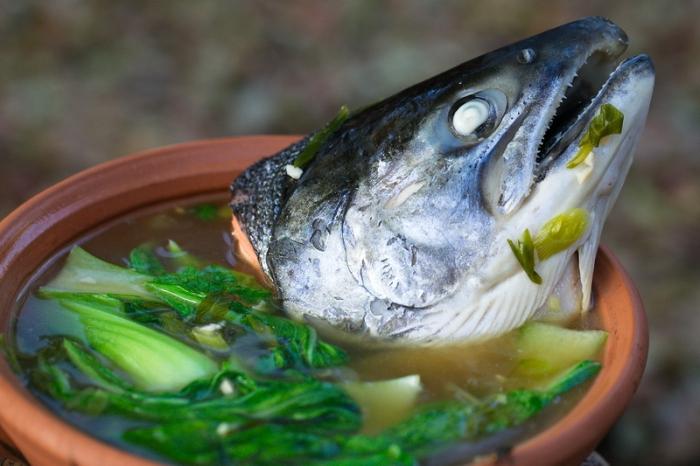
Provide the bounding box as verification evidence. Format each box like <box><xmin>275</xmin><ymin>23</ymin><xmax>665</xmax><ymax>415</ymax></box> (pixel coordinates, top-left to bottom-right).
<box><xmin>230</xmin><ymin>17</ymin><xmax>654</xmax><ymax>345</ymax></box>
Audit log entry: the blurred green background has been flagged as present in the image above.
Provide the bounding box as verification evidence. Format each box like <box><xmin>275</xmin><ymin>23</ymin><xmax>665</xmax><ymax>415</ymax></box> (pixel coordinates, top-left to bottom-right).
<box><xmin>0</xmin><ymin>1</ymin><xmax>698</xmax><ymax>464</ymax></box>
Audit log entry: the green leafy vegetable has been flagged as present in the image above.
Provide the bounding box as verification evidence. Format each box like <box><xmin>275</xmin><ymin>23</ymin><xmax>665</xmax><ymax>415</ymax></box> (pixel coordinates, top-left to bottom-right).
<box><xmin>567</xmin><ymin>103</ymin><xmax>624</xmax><ymax>169</ymax></box>
<box><xmin>231</xmin><ymin>311</ymin><xmax>349</xmax><ymax>371</ymax></box>
<box><xmin>507</xmin><ymin>229</ymin><xmax>542</xmax><ymax>284</ymax></box>
<box><xmin>340</xmin><ymin>360</ymin><xmax>599</xmax><ymax>460</ymax></box>
<box><xmin>32</xmin><ymin>342</ymin><xmax>360</xmax><ymax>430</ymax></box>
<box><xmin>533</xmin><ymin>208</ymin><xmax>589</xmax><ymax>260</ymax></box>
<box><xmin>43</xmin><ymin>247</ymin><xmax>153</xmax><ymax>299</ymax></box>
<box><xmin>21</xmin><ymin>242</ymin><xmax>603</xmax><ymax>466</ymax></box>
<box><xmin>128</xmin><ymin>244</ymin><xmax>166</xmax><ymax>276</ymax></box>
<box><xmin>189</xmin><ymin>203</ymin><xmax>220</xmax><ymax>221</ymax></box>
<box><xmin>42</xmin><ymin>247</ymin><xmax>271</xmax><ymax>319</ymax></box>
<box><xmin>59</xmin><ymin>297</ymin><xmax>217</xmax><ymax>391</ymax></box>
<box><xmin>191</xmin><ymin>324</ymin><xmax>228</xmax><ymax>351</ymax></box>
<box><xmin>120</xmin><ymin>362</ymin><xmax>599</xmax><ymax>465</ymax></box>
<box><xmin>293</xmin><ymin>105</ymin><xmax>350</xmax><ymax>169</ymax></box>
<box><xmin>153</xmin><ymin>265</ymin><xmax>271</xmax><ymax>304</ymax></box>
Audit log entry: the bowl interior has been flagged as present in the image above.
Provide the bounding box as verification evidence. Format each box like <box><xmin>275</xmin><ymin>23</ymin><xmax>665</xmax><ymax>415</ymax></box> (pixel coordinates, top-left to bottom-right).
<box><xmin>0</xmin><ymin>137</ymin><xmax>647</xmax><ymax>466</ymax></box>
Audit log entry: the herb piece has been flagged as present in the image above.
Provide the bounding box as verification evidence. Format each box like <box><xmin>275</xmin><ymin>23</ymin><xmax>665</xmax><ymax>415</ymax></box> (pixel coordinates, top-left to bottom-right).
<box><xmin>567</xmin><ymin>103</ymin><xmax>624</xmax><ymax>169</ymax></box>
<box><xmin>191</xmin><ymin>323</ymin><xmax>228</xmax><ymax>351</ymax></box>
<box><xmin>128</xmin><ymin>244</ymin><xmax>166</xmax><ymax>276</ymax></box>
<box><xmin>533</xmin><ymin>208</ymin><xmax>589</xmax><ymax>260</ymax></box>
<box><xmin>43</xmin><ymin>247</ymin><xmax>153</xmax><ymax>299</ymax></box>
<box><xmin>507</xmin><ymin>229</ymin><xmax>542</xmax><ymax>284</ymax></box>
<box><xmin>189</xmin><ymin>203</ymin><xmax>219</xmax><ymax>221</ymax></box>
<box><xmin>293</xmin><ymin>105</ymin><xmax>350</xmax><ymax>169</ymax></box>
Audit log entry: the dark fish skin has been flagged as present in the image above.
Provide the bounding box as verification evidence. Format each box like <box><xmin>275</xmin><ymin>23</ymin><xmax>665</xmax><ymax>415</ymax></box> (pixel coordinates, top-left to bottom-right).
<box><xmin>230</xmin><ymin>17</ymin><xmax>653</xmax><ymax>344</ymax></box>
<box><xmin>229</xmin><ymin>135</ymin><xmax>310</xmax><ymax>276</ymax></box>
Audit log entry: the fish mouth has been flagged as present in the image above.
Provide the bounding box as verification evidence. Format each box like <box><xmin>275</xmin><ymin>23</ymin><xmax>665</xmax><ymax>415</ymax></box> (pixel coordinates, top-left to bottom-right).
<box><xmin>534</xmin><ymin>52</ymin><xmax>647</xmax><ymax>181</ymax></box>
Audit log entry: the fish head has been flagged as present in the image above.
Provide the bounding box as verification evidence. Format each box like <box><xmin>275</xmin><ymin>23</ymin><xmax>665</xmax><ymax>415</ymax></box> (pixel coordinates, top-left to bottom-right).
<box><xmin>236</xmin><ymin>17</ymin><xmax>654</xmax><ymax>344</ymax></box>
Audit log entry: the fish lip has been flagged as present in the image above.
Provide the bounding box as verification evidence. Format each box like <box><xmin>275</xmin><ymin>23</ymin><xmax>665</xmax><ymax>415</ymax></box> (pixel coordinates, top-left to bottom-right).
<box><xmin>534</xmin><ymin>53</ymin><xmax>654</xmax><ymax>180</ymax></box>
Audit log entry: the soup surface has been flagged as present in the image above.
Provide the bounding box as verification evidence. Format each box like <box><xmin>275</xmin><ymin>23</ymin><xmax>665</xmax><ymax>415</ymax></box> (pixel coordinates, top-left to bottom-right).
<box><xmin>8</xmin><ymin>195</ymin><xmax>604</xmax><ymax>465</ymax></box>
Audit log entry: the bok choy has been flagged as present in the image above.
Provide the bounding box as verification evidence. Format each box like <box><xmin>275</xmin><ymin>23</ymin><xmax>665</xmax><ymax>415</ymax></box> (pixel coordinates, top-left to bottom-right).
<box><xmin>2</xmin><ymin>242</ymin><xmax>604</xmax><ymax>465</ymax></box>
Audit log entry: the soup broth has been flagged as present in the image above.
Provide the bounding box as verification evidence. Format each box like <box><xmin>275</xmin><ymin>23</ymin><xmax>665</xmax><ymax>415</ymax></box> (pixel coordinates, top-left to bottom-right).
<box><xmin>9</xmin><ymin>195</ymin><xmax>603</xmax><ymax>465</ymax></box>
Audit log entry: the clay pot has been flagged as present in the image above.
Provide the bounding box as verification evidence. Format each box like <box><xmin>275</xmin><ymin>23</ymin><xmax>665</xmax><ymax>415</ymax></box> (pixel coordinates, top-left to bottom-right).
<box><xmin>0</xmin><ymin>137</ymin><xmax>648</xmax><ymax>466</ymax></box>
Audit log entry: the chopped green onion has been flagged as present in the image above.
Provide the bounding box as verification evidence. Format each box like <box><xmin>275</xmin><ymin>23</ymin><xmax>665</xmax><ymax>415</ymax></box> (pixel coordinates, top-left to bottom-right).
<box><xmin>509</xmin><ymin>209</ymin><xmax>589</xmax><ymax>284</ymax></box>
<box><xmin>292</xmin><ymin>105</ymin><xmax>350</xmax><ymax>169</ymax></box>
<box><xmin>533</xmin><ymin>208</ymin><xmax>589</xmax><ymax>260</ymax></box>
<box><xmin>567</xmin><ymin>103</ymin><xmax>624</xmax><ymax>169</ymax></box>
<box><xmin>507</xmin><ymin>229</ymin><xmax>542</xmax><ymax>284</ymax></box>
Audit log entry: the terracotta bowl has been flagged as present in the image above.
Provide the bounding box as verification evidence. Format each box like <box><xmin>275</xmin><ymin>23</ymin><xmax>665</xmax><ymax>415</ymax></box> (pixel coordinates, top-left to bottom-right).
<box><xmin>0</xmin><ymin>137</ymin><xmax>648</xmax><ymax>466</ymax></box>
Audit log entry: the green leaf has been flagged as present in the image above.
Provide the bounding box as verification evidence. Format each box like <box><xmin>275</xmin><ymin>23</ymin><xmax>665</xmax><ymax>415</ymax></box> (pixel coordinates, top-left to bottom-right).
<box><xmin>145</xmin><ymin>282</ymin><xmax>205</xmax><ymax>318</ymax></box>
<box><xmin>567</xmin><ymin>103</ymin><xmax>624</xmax><ymax>169</ymax></box>
<box><xmin>189</xmin><ymin>203</ymin><xmax>220</xmax><ymax>222</ymax></box>
<box><xmin>293</xmin><ymin>105</ymin><xmax>350</xmax><ymax>169</ymax></box>
<box><xmin>543</xmin><ymin>360</ymin><xmax>601</xmax><ymax>399</ymax></box>
<box><xmin>153</xmin><ymin>265</ymin><xmax>272</xmax><ymax>306</ymax></box>
<box><xmin>128</xmin><ymin>244</ymin><xmax>166</xmax><ymax>276</ymax></box>
<box><xmin>507</xmin><ymin>229</ymin><xmax>542</xmax><ymax>284</ymax></box>
<box><xmin>230</xmin><ymin>310</ymin><xmax>349</xmax><ymax>371</ymax></box>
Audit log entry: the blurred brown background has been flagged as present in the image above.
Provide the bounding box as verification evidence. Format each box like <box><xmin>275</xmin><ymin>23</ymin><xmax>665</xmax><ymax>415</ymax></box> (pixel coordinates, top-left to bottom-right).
<box><xmin>0</xmin><ymin>1</ymin><xmax>698</xmax><ymax>464</ymax></box>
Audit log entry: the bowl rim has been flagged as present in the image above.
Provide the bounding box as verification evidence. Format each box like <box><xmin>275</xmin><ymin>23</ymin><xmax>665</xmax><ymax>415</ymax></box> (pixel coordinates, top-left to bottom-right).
<box><xmin>0</xmin><ymin>136</ymin><xmax>648</xmax><ymax>466</ymax></box>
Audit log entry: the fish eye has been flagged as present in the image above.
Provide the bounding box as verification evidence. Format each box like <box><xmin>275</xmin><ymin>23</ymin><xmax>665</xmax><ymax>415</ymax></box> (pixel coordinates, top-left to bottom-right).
<box><xmin>449</xmin><ymin>89</ymin><xmax>507</xmax><ymax>141</ymax></box>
